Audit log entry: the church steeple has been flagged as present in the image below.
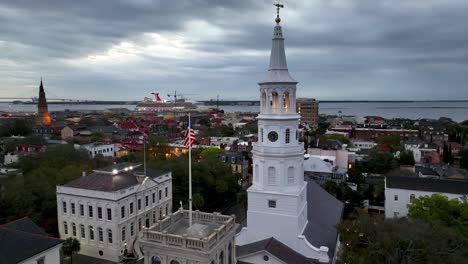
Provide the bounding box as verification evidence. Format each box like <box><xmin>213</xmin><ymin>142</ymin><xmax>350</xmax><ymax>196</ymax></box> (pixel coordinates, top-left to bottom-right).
<box><xmin>37</xmin><ymin>78</ymin><xmax>51</xmax><ymax>126</ymax></box>
<box><xmin>260</xmin><ymin>5</ymin><xmax>297</xmax><ymax>84</ymax></box>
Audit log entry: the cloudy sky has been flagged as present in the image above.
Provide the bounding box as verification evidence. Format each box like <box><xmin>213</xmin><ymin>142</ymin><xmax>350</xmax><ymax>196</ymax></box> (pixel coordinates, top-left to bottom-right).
<box><xmin>1</xmin><ymin>0</ymin><xmax>468</xmax><ymax>101</ymax></box>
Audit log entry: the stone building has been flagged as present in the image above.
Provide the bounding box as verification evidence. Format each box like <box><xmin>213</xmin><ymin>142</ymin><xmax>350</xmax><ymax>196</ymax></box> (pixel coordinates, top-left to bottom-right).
<box><xmin>56</xmin><ymin>162</ymin><xmax>172</xmax><ymax>262</ymax></box>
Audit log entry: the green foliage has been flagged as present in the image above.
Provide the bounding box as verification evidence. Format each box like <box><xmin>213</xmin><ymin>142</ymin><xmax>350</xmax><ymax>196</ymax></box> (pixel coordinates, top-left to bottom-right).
<box><xmin>366</xmin><ymin>149</ymin><xmax>398</xmax><ymax>174</ymax></box>
<box><xmin>147</xmin><ymin>153</ymin><xmax>240</xmax><ymax>213</ymax></box>
<box><xmin>62</xmin><ymin>237</ymin><xmax>81</xmax><ymax>264</ymax></box>
<box><xmin>192</xmin><ymin>193</ymin><xmax>205</xmax><ymax>208</ymax></box>
<box><xmin>147</xmin><ymin>135</ymin><xmax>169</xmax><ymax>158</ymax></box>
<box><xmin>459</xmin><ymin>148</ymin><xmax>468</xmax><ymax>170</ymax></box>
<box><xmin>199</xmin><ymin>148</ymin><xmax>224</xmax><ymax>158</ymax></box>
<box><xmin>0</xmin><ymin>144</ymin><xmax>112</xmax><ymax>235</ymax></box>
<box><xmin>398</xmin><ymin>150</ymin><xmax>415</xmax><ymax>165</ymax></box>
<box><xmin>323</xmin><ymin>181</ymin><xmax>364</xmax><ymax>218</ymax></box>
<box><xmin>338</xmin><ymin>213</ymin><xmax>468</xmax><ymax>264</ymax></box>
<box><xmin>408</xmin><ymin>194</ymin><xmax>468</xmax><ymax>238</ymax></box>
<box><xmin>320</xmin><ymin>134</ymin><xmax>350</xmax><ymax>144</ymax></box>
<box><xmin>197</xmin><ymin>117</ymin><xmax>211</xmax><ymax>127</ymax></box>
<box><xmin>376</xmin><ymin>135</ymin><xmax>401</xmax><ymax>152</ymax></box>
<box><xmin>0</xmin><ymin>119</ymin><xmax>32</xmax><ymax>137</ymax></box>
<box><xmin>90</xmin><ymin>132</ymin><xmax>105</xmax><ymax>142</ymax></box>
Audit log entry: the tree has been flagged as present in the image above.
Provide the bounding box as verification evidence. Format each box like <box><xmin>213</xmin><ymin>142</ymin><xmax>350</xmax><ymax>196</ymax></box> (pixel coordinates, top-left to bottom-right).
<box><xmin>376</xmin><ymin>135</ymin><xmax>401</xmax><ymax>152</ymax></box>
<box><xmin>62</xmin><ymin>237</ymin><xmax>81</xmax><ymax>264</ymax></box>
<box><xmin>90</xmin><ymin>132</ymin><xmax>105</xmax><ymax>142</ymax></box>
<box><xmin>460</xmin><ymin>148</ymin><xmax>468</xmax><ymax>170</ymax></box>
<box><xmin>408</xmin><ymin>194</ymin><xmax>468</xmax><ymax>238</ymax></box>
<box><xmin>192</xmin><ymin>193</ymin><xmax>205</xmax><ymax>208</ymax></box>
<box><xmin>198</xmin><ymin>117</ymin><xmax>211</xmax><ymax>127</ymax></box>
<box><xmin>338</xmin><ymin>213</ymin><xmax>468</xmax><ymax>264</ymax></box>
<box><xmin>398</xmin><ymin>150</ymin><xmax>415</xmax><ymax>165</ymax></box>
<box><xmin>366</xmin><ymin>149</ymin><xmax>398</xmax><ymax>174</ymax></box>
<box><xmin>199</xmin><ymin>148</ymin><xmax>224</xmax><ymax>158</ymax></box>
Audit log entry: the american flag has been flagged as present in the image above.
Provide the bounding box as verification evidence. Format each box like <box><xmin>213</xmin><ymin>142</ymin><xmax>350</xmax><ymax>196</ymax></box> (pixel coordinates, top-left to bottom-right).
<box><xmin>183</xmin><ymin>126</ymin><xmax>196</xmax><ymax>148</ymax></box>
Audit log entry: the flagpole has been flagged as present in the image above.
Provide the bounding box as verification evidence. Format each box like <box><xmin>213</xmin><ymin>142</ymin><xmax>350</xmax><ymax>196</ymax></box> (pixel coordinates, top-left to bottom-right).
<box><xmin>188</xmin><ymin>112</ymin><xmax>193</xmax><ymax>227</ymax></box>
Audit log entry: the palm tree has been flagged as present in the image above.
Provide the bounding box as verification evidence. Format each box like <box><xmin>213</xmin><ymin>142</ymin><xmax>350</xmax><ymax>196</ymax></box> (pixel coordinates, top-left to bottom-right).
<box><xmin>62</xmin><ymin>237</ymin><xmax>80</xmax><ymax>264</ymax></box>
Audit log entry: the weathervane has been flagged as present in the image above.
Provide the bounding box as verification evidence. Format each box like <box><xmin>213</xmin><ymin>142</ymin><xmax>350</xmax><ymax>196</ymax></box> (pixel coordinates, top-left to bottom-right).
<box><xmin>274</xmin><ymin>2</ymin><xmax>284</xmax><ymax>24</ymax></box>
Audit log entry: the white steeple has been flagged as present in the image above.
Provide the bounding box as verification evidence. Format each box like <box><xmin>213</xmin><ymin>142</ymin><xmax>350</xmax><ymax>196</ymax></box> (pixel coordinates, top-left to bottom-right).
<box><xmin>236</xmin><ymin>5</ymin><xmax>330</xmax><ymax>262</ymax></box>
<box><xmin>260</xmin><ymin>19</ymin><xmax>297</xmax><ymax>84</ymax></box>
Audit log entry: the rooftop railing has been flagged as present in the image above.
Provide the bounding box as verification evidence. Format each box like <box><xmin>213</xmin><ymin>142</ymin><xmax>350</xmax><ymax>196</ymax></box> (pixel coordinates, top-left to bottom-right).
<box><xmin>141</xmin><ymin>209</ymin><xmax>235</xmax><ymax>251</ymax></box>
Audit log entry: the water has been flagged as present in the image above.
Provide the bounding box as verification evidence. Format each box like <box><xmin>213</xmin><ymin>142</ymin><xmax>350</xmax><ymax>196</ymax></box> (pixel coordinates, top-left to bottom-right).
<box><xmin>1</xmin><ymin>101</ymin><xmax>467</xmax><ymax>121</ymax></box>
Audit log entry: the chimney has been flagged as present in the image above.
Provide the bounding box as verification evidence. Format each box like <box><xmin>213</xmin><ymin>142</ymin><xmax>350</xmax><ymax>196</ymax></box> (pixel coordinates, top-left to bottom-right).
<box><xmin>82</xmin><ymin>171</ymin><xmax>86</xmax><ymax>177</ymax></box>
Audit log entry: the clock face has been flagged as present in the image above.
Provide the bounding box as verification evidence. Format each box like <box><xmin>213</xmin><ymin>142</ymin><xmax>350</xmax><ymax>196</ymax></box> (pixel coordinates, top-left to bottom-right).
<box><xmin>268</xmin><ymin>131</ymin><xmax>278</xmax><ymax>142</ymax></box>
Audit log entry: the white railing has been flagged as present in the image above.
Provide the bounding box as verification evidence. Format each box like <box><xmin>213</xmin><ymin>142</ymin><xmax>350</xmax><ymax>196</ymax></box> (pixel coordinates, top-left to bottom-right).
<box><xmin>141</xmin><ymin>209</ymin><xmax>235</xmax><ymax>251</ymax></box>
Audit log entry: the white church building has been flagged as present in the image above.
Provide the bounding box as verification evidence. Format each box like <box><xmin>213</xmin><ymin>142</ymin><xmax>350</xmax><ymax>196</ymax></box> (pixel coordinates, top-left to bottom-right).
<box><xmin>235</xmin><ymin>7</ymin><xmax>343</xmax><ymax>264</ymax></box>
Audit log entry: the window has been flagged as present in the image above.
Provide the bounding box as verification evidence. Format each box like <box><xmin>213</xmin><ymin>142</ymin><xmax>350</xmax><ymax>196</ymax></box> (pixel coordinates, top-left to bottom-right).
<box><xmin>285</xmin><ymin>128</ymin><xmax>290</xmax><ymax>144</ymax></box>
<box><xmin>130</xmin><ymin>222</ymin><xmax>134</xmax><ymax>236</ymax></box>
<box><xmin>138</xmin><ymin>218</ymin><xmax>142</xmax><ymax>231</ymax></box>
<box><xmin>138</xmin><ymin>199</ymin><xmax>142</xmax><ymax>210</ymax></box>
<box><xmin>72</xmin><ymin>223</ymin><xmax>76</xmax><ymax>236</ymax></box>
<box><xmin>146</xmin><ymin>217</ymin><xmax>150</xmax><ymax>228</ymax></box>
<box><xmin>219</xmin><ymin>251</ymin><xmax>224</xmax><ymax>264</ymax></box>
<box><xmin>80</xmin><ymin>204</ymin><xmax>84</xmax><ymax>216</ymax></box>
<box><xmin>98</xmin><ymin>228</ymin><xmax>103</xmax><ymax>242</ymax></box>
<box><xmin>88</xmin><ymin>205</ymin><xmax>93</xmax><ymax>218</ymax></box>
<box><xmin>228</xmin><ymin>243</ymin><xmax>233</xmax><ymax>264</ymax></box>
<box><xmin>165</xmin><ymin>187</ymin><xmax>168</xmax><ymax>197</ymax></box>
<box><xmin>283</xmin><ymin>91</ymin><xmax>290</xmax><ymax>112</ymax></box>
<box><xmin>63</xmin><ymin>222</ymin><xmax>68</xmax><ymax>235</ymax></box>
<box><xmin>152</xmin><ymin>211</ymin><xmax>156</xmax><ymax>223</ymax></box>
<box><xmin>159</xmin><ymin>190</ymin><xmax>162</xmax><ymax>200</ymax></box>
<box><xmin>287</xmin><ymin>167</ymin><xmax>295</xmax><ymax>184</ymax></box>
<box><xmin>410</xmin><ymin>194</ymin><xmax>416</xmax><ymax>202</ymax></box>
<box><xmin>268</xmin><ymin>167</ymin><xmax>276</xmax><ymax>185</ymax></box>
<box><xmin>107</xmin><ymin>229</ymin><xmax>113</xmax><ymax>243</ymax></box>
<box><xmin>261</xmin><ymin>128</ymin><xmax>264</xmax><ymax>142</ymax></box>
<box><xmin>98</xmin><ymin>207</ymin><xmax>103</xmax><ymax>219</ymax></box>
<box><xmin>62</xmin><ymin>201</ymin><xmax>67</xmax><ymax>214</ymax></box>
<box><xmin>165</xmin><ymin>204</ymin><xmax>169</xmax><ymax>215</ymax></box>
<box><xmin>107</xmin><ymin>208</ymin><xmax>112</xmax><ymax>220</ymax></box>
<box><xmin>268</xmin><ymin>200</ymin><xmax>276</xmax><ymax>208</ymax></box>
<box><xmin>89</xmin><ymin>226</ymin><xmax>94</xmax><ymax>240</ymax></box>
<box><xmin>394</xmin><ymin>212</ymin><xmax>400</xmax><ymax>218</ymax></box>
<box><xmin>121</xmin><ymin>206</ymin><xmax>125</xmax><ymax>218</ymax></box>
<box><xmin>394</xmin><ymin>195</ymin><xmax>398</xmax><ymax>201</ymax></box>
<box><xmin>71</xmin><ymin>203</ymin><xmax>76</xmax><ymax>214</ymax></box>
<box><xmin>121</xmin><ymin>226</ymin><xmax>126</xmax><ymax>241</ymax></box>
<box><xmin>152</xmin><ymin>256</ymin><xmax>162</xmax><ymax>264</ymax></box>
<box><xmin>170</xmin><ymin>261</ymin><xmax>180</xmax><ymax>264</ymax></box>
<box><xmin>130</xmin><ymin>202</ymin><xmax>134</xmax><ymax>214</ymax></box>
<box><xmin>152</xmin><ymin>192</ymin><xmax>155</xmax><ymax>203</ymax></box>
<box><xmin>145</xmin><ymin>195</ymin><xmax>149</xmax><ymax>207</ymax></box>
<box><xmin>36</xmin><ymin>256</ymin><xmax>45</xmax><ymax>264</ymax></box>
<box><xmin>80</xmin><ymin>224</ymin><xmax>85</xmax><ymax>238</ymax></box>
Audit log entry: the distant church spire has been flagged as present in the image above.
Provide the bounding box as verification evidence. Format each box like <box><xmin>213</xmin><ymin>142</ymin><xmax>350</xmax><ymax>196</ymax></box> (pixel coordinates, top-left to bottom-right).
<box><xmin>37</xmin><ymin>78</ymin><xmax>51</xmax><ymax>126</ymax></box>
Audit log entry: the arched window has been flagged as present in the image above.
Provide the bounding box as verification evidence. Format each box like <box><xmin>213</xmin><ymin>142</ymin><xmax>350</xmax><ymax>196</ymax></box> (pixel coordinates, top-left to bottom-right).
<box><xmin>410</xmin><ymin>194</ymin><xmax>416</xmax><ymax>202</ymax></box>
<box><xmin>228</xmin><ymin>243</ymin><xmax>233</xmax><ymax>264</ymax></box>
<box><xmin>262</xmin><ymin>92</ymin><xmax>266</xmax><ymax>111</ymax></box>
<box><xmin>98</xmin><ymin>227</ymin><xmax>103</xmax><ymax>242</ymax></box>
<box><xmin>268</xmin><ymin>167</ymin><xmax>276</xmax><ymax>185</ymax></box>
<box><xmin>283</xmin><ymin>91</ymin><xmax>290</xmax><ymax>112</ymax></box>
<box><xmin>170</xmin><ymin>260</ymin><xmax>180</xmax><ymax>264</ymax></box>
<box><xmin>80</xmin><ymin>224</ymin><xmax>85</xmax><ymax>238</ymax></box>
<box><xmin>72</xmin><ymin>223</ymin><xmax>76</xmax><ymax>236</ymax></box>
<box><xmin>151</xmin><ymin>256</ymin><xmax>161</xmax><ymax>264</ymax></box>
<box><xmin>219</xmin><ymin>251</ymin><xmax>224</xmax><ymax>264</ymax></box>
<box><xmin>271</xmin><ymin>92</ymin><xmax>278</xmax><ymax>113</ymax></box>
<box><xmin>89</xmin><ymin>226</ymin><xmax>94</xmax><ymax>240</ymax></box>
<box><xmin>287</xmin><ymin>167</ymin><xmax>295</xmax><ymax>184</ymax></box>
<box><xmin>285</xmin><ymin>128</ymin><xmax>290</xmax><ymax>144</ymax></box>
<box><xmin>107</xmin><ymin>229</ymin><xmax>113</xmax><ymax>243</ymax></box>
<box><xmin>63</xmin><ymin>221</ymin><xmax>68</xmax><ymax>235</ymax></box>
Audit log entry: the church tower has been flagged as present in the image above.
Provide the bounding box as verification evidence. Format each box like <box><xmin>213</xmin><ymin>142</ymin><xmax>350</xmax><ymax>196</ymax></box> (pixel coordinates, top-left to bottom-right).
<box><xmin>37</xmin><ymin>79</ymin><xmax>51</xmax><ymax>126</ymax></box>
<box><xmin>236</xmin><ymin>6</ymin><xmax>331</xmax><ymax>263</ymax></box>
<box><xmin>237</xmin><ymin>4</ymin><xmax>307</xmax><ymax>248</ymax></box>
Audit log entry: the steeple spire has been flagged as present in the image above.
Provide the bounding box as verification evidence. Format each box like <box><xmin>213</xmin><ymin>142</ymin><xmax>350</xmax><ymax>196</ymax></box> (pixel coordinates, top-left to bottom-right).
<box><xmin>259</xmin><ymin>3</ymin><xmax>296</xmax><ymax>84</ymax></box>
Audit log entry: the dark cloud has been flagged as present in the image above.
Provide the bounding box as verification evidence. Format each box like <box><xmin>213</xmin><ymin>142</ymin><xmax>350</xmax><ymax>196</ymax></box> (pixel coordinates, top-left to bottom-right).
<box><xmin>0</xmin><ymin>0</ymin><xmax>467</xmax><ymax>100</ymax></box>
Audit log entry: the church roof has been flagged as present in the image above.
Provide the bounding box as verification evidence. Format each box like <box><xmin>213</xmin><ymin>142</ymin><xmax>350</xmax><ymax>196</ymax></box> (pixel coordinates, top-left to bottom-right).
<box><xmin>259</xmin><ymin>23</ymin><xmax>297</xmax><ymax>84</ymax></box>
<box><xmin>236</xmin><ymin>237</ymin><xmax>319</xmax><ymax>264</ymax></box>
<box><xmin>302</xmin><ymin>179</ymin><xmax>344</xmax><ymax>259</ymax></box>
